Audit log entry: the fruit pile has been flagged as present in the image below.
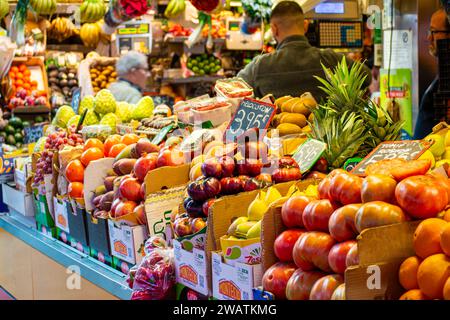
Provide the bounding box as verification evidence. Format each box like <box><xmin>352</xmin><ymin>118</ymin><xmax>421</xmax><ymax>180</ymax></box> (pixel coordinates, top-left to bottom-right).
<box><xmin>8</xmin><ymin>64</ymin><xmax>48</xmax><ymax>109</ymax></box>
<box><xmin>398</xmin><ymin>215</ymin><xmax>450</xmax><ymax>300</ymax></box>
<box><xmin>186</xmin><ymin>54</ymin><xmax>222</xmax><ymax>76</ymax></box>
<box><xmin>29</xmin><ymin>0</ymin><xmax>57</xmax><ymax>15</ymax></box>
<box><xmin>272</xmin><ymin>93</ymin><xmax>318</xmax><ymax>136</ymax></box>
<box><xmin>80</xmin><ymin>0</ymin><xmax>107</xmax><ymax>23</ymax></box>
<box><xmin>164</xmin><ymin>0</ymin><xmax>186</xmax><ymax>19</ymax></box>
<box><xmin>0</xmin><ymin>117</ymin><xmax>29</xmax><ymax>148</ymax></box>
<box><xmin>87</xmin><ymin>134</ymin><xmax>186</xmax><ymax>224</ymax></box>
<box><xmin>262</xmin><ymin>157</ymin><xmax>450</xmax><ymax>300</ymax></box>
<box><xmin>47</xmin><ymin>64</ymin><xmax>79</xmax><ymax>104</ymax></box>
<box><xmin>90</xmin><ymin>65</ymin><xmax>117</xmax><ymax>94</ymax></box>
<box><xmin>48</xmin><ymin>17</ymin><xmax>79</xmax><ymax>42</ymax></box>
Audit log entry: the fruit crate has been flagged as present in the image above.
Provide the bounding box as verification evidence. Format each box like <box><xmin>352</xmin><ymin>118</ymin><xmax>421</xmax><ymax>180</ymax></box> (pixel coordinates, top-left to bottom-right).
<box><xmin>433</xmin><ymin>92</ymin><xmax>450</xmax><ymax>123</ymax></box>
<box><xmin>33</xmin><ymin>189</ymin><xmax>55</xmax><ymax>228</ymax></box>
<box><xmin>437</xmin><ymin>39</ymin><xmax>450</xmax><ymax>91</ymax></box>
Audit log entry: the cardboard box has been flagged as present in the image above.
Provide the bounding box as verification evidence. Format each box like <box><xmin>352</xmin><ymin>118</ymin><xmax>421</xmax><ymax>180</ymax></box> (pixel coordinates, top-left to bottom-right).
<box><xmin>345</xmin><ymin>221</ymin><xmax>420</xmax><ymax>300</ymax></box>
<box><xmin>54</xmin><ymin>196</ymin><xmax>69</xmax><ymax>233</ymax></box>
<box><xmin>211</xmin><ymin>251</ymin><xmax>263</xmax><ymax>300</ymax></box>
<box><xmin>14</xmin><ymin>157</ymin><xmax>32</xmax><ymax>193</ymax></box>
<box><xmin>83</xmin><ymin>158</ymin><xmax>115</xmax><ymax>212</ymax></box>
<box><xmin>67</xmin><ymin>201</ymin><xmax>89</xmax><ymax>247</ymax></box>
<box><xmin>174</xmin><ymin>239</ymin><xmax>209</xmax><ymax>296</ymax></box>
<box><xmin>86</xmin><ymin>212</ymin><xmax>111</xmax><ymax>256</ymax></box>
<box><xmin>0</xmin><ymin>149</ymin><xmax>28</xmax><ymax>182</ymax></box>
<box><xmin>2</xmin><ymin>183</ymin><xmax>35</xmax><ymax>217</ymax></box>
<box><xmin>108</xmin><ymin>220</ymin><xmax>148</xmax><ymax>265</ymax></box>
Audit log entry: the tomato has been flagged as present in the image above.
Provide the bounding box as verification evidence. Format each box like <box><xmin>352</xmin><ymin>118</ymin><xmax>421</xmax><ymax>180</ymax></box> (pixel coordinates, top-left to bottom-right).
<box><xmin>187</xmin><ymin>177</ymin><xmax>221</xmax><ymax>202</ymax></box>
<box><xmin>426</xmin><ymin>173</ymin><xmax>450</xmax><ymax>204</ymax></box>
<box><xmin>327</xmin><ymin>240</ymin><xmax>357</xmax><ymax>274</ymax></box>
<box><xmin>286</xmin><ymin>269</ymin><xmax>326</xmax><ymax>300</ymax></box>
<box><xmin>104</xmin><ymin>135</ymin><xmax>122</xmax><ymax>156</ymax></box>
<box><xmin>80</xmin><ymin>147</ymin><xmax>104</xmax><ymax>167</ymax></box>
<box><xmin>281</xmin><ymin>195</ymin><xmax>313</xmax><ymax>228</ymax></box>
<box><xmin>84</xmin><ymin>138</ymin><xmax>104</xmax><ymax>152</ymax></box>
<box><xmin>395</xmin><ymin>175</ymin><xmax>449</xmax><ymax>219</ymax></box>
<box><xmin>302</xmin><ymin>199</ymin><xmax>336</xmax><ymax>232</ymax></box>
<box><xmin>355</xmin><ymin>201</ymin><xmax>407</xmax><ymax>233</ymax></box>
<box><xmin>361</xmin><ymin>174</ymin><xmax>397</xmax><ymax>203</ymax></box>
<box><xmin>328</xmin><ymin>204</ymin><xmax>361</xmax><ymax>242</ymax></box>
<box><xmin>272</xmin><ymin>168</ymin><xmax>301</xmax><ymax>183</ymax></box>
<box><xmin>293</xmin><ymin>231</ymin><xmax>336</xmax><ymax>272</ymax></box>
<box><xmin>68</xmin><ymin>182</ymin><xmax>84</xmax><ymax>198</ymax></box>
<box><xmin>310</xmin><ymin>274</ymin><xmax>344</xmax><ymax>300</ymax></box>
<box><xmin>274</xmin><ymin>229</ymin><xmax>305</xmax><ymax>262</ymax></box>
<box><xmin>318</xmin><ymin>176</ymin><xmax>332</xmax><ymax>200</ymax></box>
<box><xmin>262</xmin><ymin>262</ymin><xmax>296</xmax><ymax>300</ymax></box>
<box><xmin>312</xmin><ymin>157</ymin><xmax>328</xmax><ymax>173</ymax></box>
<box><xmin>390</xmin><ymin>159</ymin><xmax>431</xmax><ymax>181</ymax></box>
<box><xmin>65</xmin><ymin>159</ymin><xmax>85</xmax><ymax>183</ymax></box>
<box><xmin>329</xmin><ymin>172</ymin><xmax>363</xmax><ymax>205</ymax></box>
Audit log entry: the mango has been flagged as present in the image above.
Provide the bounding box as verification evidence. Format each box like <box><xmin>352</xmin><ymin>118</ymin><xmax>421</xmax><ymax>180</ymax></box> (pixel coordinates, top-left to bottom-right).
<box><xmin>264</xmin><ymin>186</ymin><xmax>282</xmax><ymax>206</ymax></box>
<box><xmin>246</xmin><ymin>220</ymin><xmax>261</xmax><ymax>239</ymax></box>
<box><xmin>426</xmin><ymin>134</ymin><xmax>446</xmax><ymax>157</ymax></box>
<box><xmin>291</xmin><ymin>100</ymin><xmax>312</xmax><ymax>116</ymax></box>
<box><xmin>277</xmin><ymin>123</ymin><xmax>302</xmax><ymax>136</ymax></box>
<box><xmin>114</xmin><ymin>144</ymin><xmax>135</xmax><ymax>161</ymax></box>
<box><xmin>280</xmin><ymin>113</ymin><xmax>307</xmax><ymax>127</ymax></box>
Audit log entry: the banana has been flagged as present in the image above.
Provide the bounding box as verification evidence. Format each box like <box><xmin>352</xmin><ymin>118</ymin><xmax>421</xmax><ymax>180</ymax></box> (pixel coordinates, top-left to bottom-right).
<box><xmin>165</xmin><ymin>0</ymin><xmax>177</xmax><ymax>18</ymax></box>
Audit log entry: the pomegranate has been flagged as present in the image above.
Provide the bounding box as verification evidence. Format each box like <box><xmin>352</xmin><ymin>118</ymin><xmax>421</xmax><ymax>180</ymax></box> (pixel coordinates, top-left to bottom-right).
<box><xmin>134</xmin><ymin>153</ymin><xmax>158</xmax><ymax>182</ymax></box>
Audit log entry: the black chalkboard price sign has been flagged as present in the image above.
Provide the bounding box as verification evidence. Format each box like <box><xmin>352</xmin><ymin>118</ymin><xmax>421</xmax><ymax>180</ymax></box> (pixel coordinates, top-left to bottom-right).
<box><xmin>292</xmin><ymin>138</ymin><xmax>327</xmax><ymax>174</ymax></box>
<box><xmin>351</xmin><ymin>140</ymin><xmax>433</xmax><ymax>176</ymax></box>
<box><xmin>225</xmin><ymin>98</ymin><xmax>276</xmax><ymax>141</ymax></box>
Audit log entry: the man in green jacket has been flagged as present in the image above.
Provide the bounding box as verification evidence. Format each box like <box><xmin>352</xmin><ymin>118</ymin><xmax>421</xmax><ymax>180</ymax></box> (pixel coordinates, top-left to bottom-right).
<box><xmin>238</xmin><ymin>1</ymin><xmax>372</xmax><ymax>100</ymax></box>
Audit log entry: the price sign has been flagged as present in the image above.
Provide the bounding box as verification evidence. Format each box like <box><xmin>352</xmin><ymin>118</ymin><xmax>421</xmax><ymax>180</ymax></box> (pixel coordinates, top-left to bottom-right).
<box><xmin>292</xmin><ymin>139</ymin><xmax>327</xmax><ymax>174</ymax></box>
<box><xmin>71</xmin><ymin>88</ymin><xmax>81</xmax><ymax>114</ymax></box>
<box><xmin>225</xmin><ymin>98</ymin><xmax>276</xmax><ymax>142</ymax></box>
<box><xmin>351</xmin><ymin>140</ymin><xmax>433</xmax><ymax>176</ymax></box>
<box><xmin>24</xmin><ymin>124</ymin><xmax>45</xmax><ymax>144</ymax></box>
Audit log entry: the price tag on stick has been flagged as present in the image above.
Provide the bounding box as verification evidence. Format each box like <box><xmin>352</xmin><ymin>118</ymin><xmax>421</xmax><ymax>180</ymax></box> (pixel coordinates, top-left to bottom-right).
<box><xmin>292</xmin><ymin>138</ymin><xmax>327</xmax><ymax>174</ymax></box>
<box><xmin>351</xmin><ymin>140</ymin><xmax>433</xmax><ymax>176</ymax></box>
<box><xmin>225</xmin><ymin>98</ymin><xmax>276</xmax><ymax>142</ymax></box>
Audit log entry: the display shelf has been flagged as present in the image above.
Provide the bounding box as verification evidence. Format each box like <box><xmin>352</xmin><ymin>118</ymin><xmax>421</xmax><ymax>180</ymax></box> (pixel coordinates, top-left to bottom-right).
<box><xmin>9</xmin><ymin>3</ymin><xmax>83</xmax><ymax>15</ymax></box>
<box><xmin>165</xmin><ymin>37</ymin><xmax>226</xmax><ymax>45</ymax></box>
<box><xmin>12</xmin><ymin>106</ymin><xmax>51</xmax><ymax>114</ymax></box>
<box><xmin>162</xmin><ymin>75</ymin><xmax>224</xmax><ymax>84</ymax></box>
<box><xmin>0</xmin><ymin>213</ymin><xmax>132</xmax><ymax>300</ymax></box>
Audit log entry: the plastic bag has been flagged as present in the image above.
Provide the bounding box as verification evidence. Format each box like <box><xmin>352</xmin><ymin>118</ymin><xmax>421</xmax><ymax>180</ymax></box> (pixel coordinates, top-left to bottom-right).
<box><xmin>130</xmin><ymin>237</ymin><xmax>176</xmax><ymax>300</ymax></box>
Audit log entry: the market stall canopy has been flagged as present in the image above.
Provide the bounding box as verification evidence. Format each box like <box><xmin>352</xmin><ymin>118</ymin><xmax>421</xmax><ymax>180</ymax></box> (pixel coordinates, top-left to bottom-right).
<box><xmin>271</xmin><ymin>0</ymin><xmax>327</xmax><ymax>13</ymax></box>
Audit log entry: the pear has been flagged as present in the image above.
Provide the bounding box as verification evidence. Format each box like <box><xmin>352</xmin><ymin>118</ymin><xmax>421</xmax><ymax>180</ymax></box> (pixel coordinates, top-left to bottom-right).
<box><xmin>94</xmin><ymin>185</ymin><xmax>107</xmax><ymax>196</ymax></box>
<box><xmin>246</xmin><ymin>220</ymin><xmax>261</xmax><ymax>239</ymax></box>
<box><xmin>247</xmin><ymin>198</ymin><xmax>268</xmax><ymax>221</ymax></box>
<box><xmin>227</xmin><ymin>217</ymin><xmax>249</xmax><ymax>236</ymax></box>
<box><xmin>426</xmin><ymin>134</ymin><xmax>446</xmax><ymax>158</ymax></box>
<box><xmin>445</xmin><ymin>131</ymin><xmax>450</xmax><ymax>147</ymax></box>
<box><xmin>264</xmin><ymin>186</ymin><xmax>282</xmax><ymax>205</ymax></box>
<box><xmin>235</xmin><ymin>221</ymin><xmax>258</xmax><ymax>239</ymax></box>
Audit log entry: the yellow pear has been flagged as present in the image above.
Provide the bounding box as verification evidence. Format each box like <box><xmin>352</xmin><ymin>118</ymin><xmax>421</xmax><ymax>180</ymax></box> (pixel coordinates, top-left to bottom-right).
<box><xmin>304</xmin><ymin>185</ymin><xmax>319</xmax><ymax>198</ymax></box>
<box><xmin>287</xmin><ymin>183</ymin><xmax>299</xmax><ymax>196</ymax></box>
<box><xmin>227</xmin><ymin>217</ymin><xmax>249</xmax><ymax>236</ymax></box>
<box><xmin>235</xmin><ymin>221</ymin><xmax>258</xmax><ymax>238</ymax></box>
<box><xmin>418</xmin><ymin>149</ymin><xmax>436</xmax><ymax>169</ymax></box>
<box><xmin>445</xmin><ymin>131</ymin><xmax>450</xmax><ymax>147</ymax></box>
<box><xmin>426</xmin><ymin>134</ymin><xmax>446</xmax><ymax>157</ymax></box>
<box><xmin>443</xmin><ymin>147</ymin><xmax>450</xmax><ymax>160</ymax></box>
<box><xmin>246</xmin><ymin>220</ymin><xmax>261</xmax><ymax>239</ymax></box>
<box><xmin>264</xmin><ymin>186</ymin><xmax>282</xmax><ymax>205</ymax></box>
<box><xmin>247</xmin><ymin>198</ymin><xmax>268</xmax><ymax>221</ymax></box>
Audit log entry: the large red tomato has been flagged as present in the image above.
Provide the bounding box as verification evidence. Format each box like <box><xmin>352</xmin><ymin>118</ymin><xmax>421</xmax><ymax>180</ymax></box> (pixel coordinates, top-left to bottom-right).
<box><xmin>361</xmin><ymin>174</ymin><xmax>397</xmax><ymax>204</ymax></box>
<box><xmin>355</xmin><ymin>201</ymin><xmax>406</xmax><ymax>233</ymax></box>
<box><xmin>302</xmin><ymin>199</ymin><xmax>336</xmax><ymax>232</ymax></box>
<box><xmin>327</xmin><ymin>240</ymin><xmax>357</xmax><ymax>274</ymax></box>
<box><xmin>309</xmin><ymin>274</ymin><xmax>344</xmax><ymax>300</ymax></box>
<box><xmin>395</xmin><ymin>175</ymin><xmax>449</xmax><ymax>219</ymax></box>
<box><xmin>292</xmin><ymin>234</ymin><xmax>315</xmax><ymax>271</ymax></box>
<box><xmin>328</xmin><ymin>204</ymin><xmax>361</xmax><ymax>242</ymax></box>
<box><xmin>346</xmin><ymin>243</ymin><xmax>359</xmax><ymax>268</ymax></box>
<box><xmin>286</xmin><ymin>269</ymin><xmax>326</xmax><ymax>300</ymax></box>
<box><xmin>274</xmin><ymin>229</ymin><xmax>305</xmax><ymax>262</ymax></box>
<box><xmin>293</xmin><ymin>231</ymin><xmax>336</xmax><ymax>272</ymax></box>
<box><xmin>281</xmin><ymin>196</ymin><xmax>313</xmax><ymax>228</ymax></box>
<box><xmin>329</xmin><ymin>172</ymin><xmax>363</xmax><ymax>205</ymax></box>
<box><xmin>426</xmin><ymin>173</ymin><xmax>450</xmax><ymax>205</ymax></box>
<box><xmin>317</xmin><ymin>169</ymin><xmax>347</xmax><ymax>200</ymax></box>
<box><xmin>262</xmin><ymin>262</ymin><xmax>296</xmax><ymax>300</ymax></box>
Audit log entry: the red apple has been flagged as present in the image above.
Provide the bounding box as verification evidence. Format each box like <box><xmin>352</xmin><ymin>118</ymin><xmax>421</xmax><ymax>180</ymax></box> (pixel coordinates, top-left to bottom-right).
<box><xmin>327</xmin><ymin>240</ymin><xmax>357</xmax><ymax>274</ymax></box>
<box><xmin>309</xmin><ymin>274</ymin><xmax>344</xmax><ymax>300</ymax></box>
<box><xmin>133</xmin><ymin>203</ymin><xmax>147</xmax><ymax>225</ymax></box>
<box><xmin>114</xmin><ymin>200</ymin><xmax>138</xmax><ymax>218</ymax></box>
<box><xmin>312</xmin><ymin>157</ymin><xmax>328</xmax><ymax>173</ymax></box>
<box><xmin>274</xmin><ymin>229</ymin><xmax>305</xmax><ymax>262</ymax></box>
<box><xmin>328</xmin><ymin>204</ymin><xmax>361</xmax><ymax>242</ymax></box>
<box><xmin>119</xmin><ymin>177</ymin><xmax>142</xmax><ymax>202</ymax></box>
<box><xmin>345</xmin><ymin>243</ymin><xmax>359</xmax><ymax>268</ymax></box>
<box><xmin>302</xmin><ymin>199</ymin><xmax>335</xmax><ymax>232</ymax></box>
<box><xmin>220</xmin><ymin>177</ymin><xmax>245</xmax><ymax>195</ymax></box>
<box><xmin>281</xmin><ymin>196</ymin><xmax>313</xmax><ymax>228</ymax></box>
<box><xmin>191</xmin><ymin>218</ymin><xmax>207</xmax><ymax>234</ymax></box>
<box><xmin>293</xmin><ymin>231</ymin><xmax>336</xmax><ymax>272</ymax></box>
<box><xmin>173</xmin><ymin>217</ymin><xmax>192</xmax><ymax>237</ymax></box>
<box><xmin>286</xmin><ymin>269</ymin><xmax>327</xmax><ymax>300</ymax></box>
<box><xmin>134</xmin><ymin>153</ymin><xmax>158</xmax><ymax>182</ymax></box>
<box><xmin>261</xmin><ymin>262</ymin><xmax>296</xmax><ymax>300</ymax></box>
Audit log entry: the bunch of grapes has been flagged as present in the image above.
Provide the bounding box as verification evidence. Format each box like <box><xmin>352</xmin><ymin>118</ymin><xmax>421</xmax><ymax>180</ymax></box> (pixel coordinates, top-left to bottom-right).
<box><xmin>33</xmin><ymin>150</ymin><xmax>54</xmax><ymax>186</ymax></box>
<box><xmin>44</xmin><ymin>130</ymin><xmax>84</xmax><ymax>150</ymax></box>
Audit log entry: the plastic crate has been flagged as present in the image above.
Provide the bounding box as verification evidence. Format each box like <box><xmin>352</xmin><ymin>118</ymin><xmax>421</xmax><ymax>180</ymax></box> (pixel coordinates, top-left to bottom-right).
<box><xmin>433</xmin><ymin>92</ymin><xmax>450</xmax><ymax>122</ymax></box>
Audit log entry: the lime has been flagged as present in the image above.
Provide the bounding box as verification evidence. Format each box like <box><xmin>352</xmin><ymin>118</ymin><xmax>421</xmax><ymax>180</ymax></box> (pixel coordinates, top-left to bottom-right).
<box><xmin>190</xmin><ymin>59</ymin><xmax>198</xmax><ymax>66</ymax></box>
<box><xmin>192</xmin><ymin>66</ymin><xmax>199</xmax><ymax>73</ymax></box>
<box><xmin>14</xmin><ymin>132</ymin><xmax>23</xmax><ymax>143</ymax></box>
<box><xmin>0</xmin><ymin>132</ymin><xmax>7</xmax><ymax>139</ymax></box>
<box><xmin>209</xmin><ymin>56</ymin><xmax>216</xmax><ymax>63</ymax></box>
<box><xmin>198</xmin><ymin>69</ymin><xmax>205</xmax><ymax>76</ymax></box>
<box><xmin>35</xmin><ymin>116</ymin><xmax>44</xmax><ymax>123</ymax></box>
<box><xmin>204</xmin><ymin>66</ymin><xmax>211</xmax><ymax>74</ymax></box>
<box><xmin>201</xmin><ymin>54</ymin><xmax>208</xmax><ymax>60</ymax></box>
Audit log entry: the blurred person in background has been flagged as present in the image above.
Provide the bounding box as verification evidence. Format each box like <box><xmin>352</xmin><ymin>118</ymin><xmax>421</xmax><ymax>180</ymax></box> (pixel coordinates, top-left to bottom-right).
<box><xmin>108</xmin><ymin>51</ymin><xmax>150</xmax><ymax>104</ymax></box>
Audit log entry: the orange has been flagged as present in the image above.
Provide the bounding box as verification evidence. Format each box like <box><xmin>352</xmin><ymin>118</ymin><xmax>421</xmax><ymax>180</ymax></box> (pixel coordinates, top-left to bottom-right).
<box><xmin>15</xmin><ymin>79</ymin><xmax>23</xmax><ymax>86</ymax></box>
<box><xmin>65</xmin><ymin>160</ymin><xmax>85</xmax><ymax>183</ymax></box>
<box><xmin>19</xmin><ymin>64</ymin><xmax>27</xmax><ymax>72</ymax></box>
<box><xmin>23</xmin><ymin>83</ymin><xmax>31</xmax><ymax>89</ymax></box>
<box><xmin>398</xmin><ymin>256</ymin><xmax>421</xmax><ymax>290</ymax></box>
<box><xmin>23</xmin><ymin>69</ymin><xmax>31</xmax><ymax>76</ymax></box>
<box><xmin>413</xmin><ymin>218</ymin><xmax>447</xmax><ymax>258</ymax></box>
<box><xmin>68</xmin><ymin>182</ymin><xmax>84</xmax><ymax>198</ymax></box>
<box><xmin>440</xmin><ymin>223</ymin><xmax>450</xmax><ymax>256</ymax></box>
<box><xmin>444</xmin><ymin>277</ymin><xmax>450</xmax><ymax>300</ymax></box>
<box><xmin>10</xmin><ymin>66</ymin><xmax>19</xmax><ymax>73</ymax></box>
<box><xmin>16</xmin><ymin>72</ymin><xmax>23</xmax><ymax>79</ymax></box>
<box><xmin>108</xmin><ymin>143</ymin><xmax>127</xmax><ymax>158</ymax></box>
<box><xmin>399</xmin><ymin>289</ymin><xmax>429</xmax><ymax>300</ymax></box>
<box><xmin>121</xmin><ymin>134</ymin><xmax>140</xmax><ymax>145</ymax></box>
<box><xmin>80</xmin><ymin>147</ymin><xmax>104</xmax><ymax>167</ymax></box>
<box><xmin>9</xmin><ymin>71</ymin><xmax>16</xmax><ymax>79</ymax></box>
<box><xmin>104</xmin><ymin>135</ymin><xmax>122</xmax><ymax>156</ymax></box>
<box><xmin>84</xmin><ymin>138</ymin><xmax>104</xmax><ymax>153</ymax></box>
<box><xmin>417</xmin><ymin>253</ymin><xmax>450</xmax><ymax>299</ymax></box>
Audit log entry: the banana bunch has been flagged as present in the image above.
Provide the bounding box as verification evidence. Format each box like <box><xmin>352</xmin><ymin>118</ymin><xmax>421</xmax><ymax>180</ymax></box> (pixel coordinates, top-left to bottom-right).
<box><xmin>165</xmin><ymin>0</ymin><xmax>186</xmax><ymax>19</ymax></box>
<box><xmin>30</xmin><ymin>0</ymin><xmax>57</xmax><ymax>15</ymax></box>
<box><xmin>49</xmin><ymin>17</ymin><xmax>78</xmax><ymax>42</ymax></box>
<box><xmin>80</xmin><ymin>22</ymin><xmax>101</xmax><ymax>48</ymax></box>
<box><xmin>80</xmin><ymin>0</ymin><xmax>107</xmax><ymax>23</ymax></box>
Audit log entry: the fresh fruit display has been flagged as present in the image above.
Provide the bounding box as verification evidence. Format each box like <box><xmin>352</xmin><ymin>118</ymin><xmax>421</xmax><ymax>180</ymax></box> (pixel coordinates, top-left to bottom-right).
<box><xmin>167</xmin><ymin>24</ymin><xmax>192</xmax><ymax>37</ymax></box>
<box><xmin>0</xmin><ymin>116</ymin><xmax>29</xmax><ymax>148</ymax></box>
<box><xmin>398</xmin><ymin>218</ymin><xmax>450</xmax><ymax>300</ymax></box>
<box><xmin>90</xmin><ymin>65</ymin><xmax>117</xmax><ymax>93</ymax></box>
<box><xmin>48</xmin><ymin>17</ymin><xmax>79</xmax><ymax>43</ymax></box>
<box><xmin>29</xmin><ymin>0</ymin><xmax>57</xmax><ymax>15</ymax></box>
<box><xmin>186</xmin><ymin>54</ymin><xmax>221</xmax><ymax>76</ymax></box>
<box><xmin>47</xmin><ymin>64</ymin><xmax>79</xmax><ymax>104</ymax></box>
<box><xmin>7</xmin><ymin>64</ymin><xmax>48</xmax><ymax>108</ymax></box>
<box><xmin>164</xmin><ymin>0</ymin><xmax>186</xmax><ymax>19</ymax></box>
<box><xmin>80</xmin><ymin>0</ymin><xmax>107</xmax><ymax>23</ymax></box>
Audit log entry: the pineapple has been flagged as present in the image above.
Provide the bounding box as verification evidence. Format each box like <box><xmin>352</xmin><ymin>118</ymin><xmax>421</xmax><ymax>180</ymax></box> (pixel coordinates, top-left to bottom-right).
<box><xmin>309</xmin><ymin>57</ymin><xmax>403</xmax><ymax>169</ymax></box>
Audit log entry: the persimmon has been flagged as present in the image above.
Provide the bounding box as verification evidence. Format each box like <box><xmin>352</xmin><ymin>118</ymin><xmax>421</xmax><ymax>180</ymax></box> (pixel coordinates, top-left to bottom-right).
<box><xmin>65</xmin><ymin>160</ymin><xmax>85</xmax><ymax>183</ymax></box>
<box><xmin>68</xmin><ymin>182</ymin><xmax>84</xmax><ymax>198</ymax></box>
<box><xmin>80</xmin><ymin>147</ymin><xmax>104</xmax><ymax>167</ymax></box>
<box><xmin>84</xmin><ymin>138</ymin><xmax>104</xmax><ymax>152</ymax></box>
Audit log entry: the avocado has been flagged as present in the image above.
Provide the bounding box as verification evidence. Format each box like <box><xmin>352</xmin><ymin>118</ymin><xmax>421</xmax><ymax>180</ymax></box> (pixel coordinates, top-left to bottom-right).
<box><xmin>5</xmin><ymin>125</ymin><xmax>15</xmax><ymax>135</ymax></box>
<box><xmin>14</xmin><ymin>132</ymin><xmax>23</xmax><ymax>143</ymax></box>
<box><xmin>35</xmin><ymin>116</ymin><xmax>44</xmax><ymax>123</ymax></box>
<box><xmin>9</xmin><ymin>117</ymin><xmax>23</xmax><ymax>129</ymax></box>
<box><xmin>6</xmin><ymin>135</ymin><xmax>16</xmax><ymax>145</ymax></box>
